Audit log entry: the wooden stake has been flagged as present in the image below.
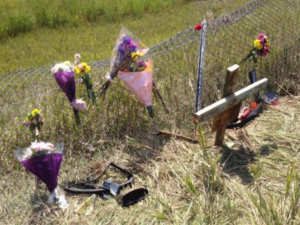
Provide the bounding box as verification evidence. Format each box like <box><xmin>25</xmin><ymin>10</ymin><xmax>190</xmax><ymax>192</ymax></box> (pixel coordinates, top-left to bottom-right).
<box><xmin>214</xmin><ymin>65</ymin><xmax>240</xmax><ymax>146</ymax></box>
<box><xmin>155</xmin><ymin>130</ymin><xmax>199</xmax><ymax>143</ymax></box>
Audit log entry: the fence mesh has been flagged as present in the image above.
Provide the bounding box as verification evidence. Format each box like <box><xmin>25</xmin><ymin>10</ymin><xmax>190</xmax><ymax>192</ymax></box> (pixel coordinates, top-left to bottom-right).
<box><xmin>200</xmin><ymin>0</ymin><xmax>300</xmax><ymax>110</ymax></box>
<box><xmin>1</xmin><ymin>0</ymin><xmax>300</xmax><ymax>167</ymax></box>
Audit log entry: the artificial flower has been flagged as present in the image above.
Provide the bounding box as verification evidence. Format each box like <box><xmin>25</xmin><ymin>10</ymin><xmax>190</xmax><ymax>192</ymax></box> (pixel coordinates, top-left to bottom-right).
<box><xmin>254</xmin><ymin>40</ymin><xmax>263</xmax><ymax>50</ymax></box>
<box><xmin>195</xmin><ymin>24</ymin><xmax>202</xmax><ymax>31</ymax></box>
<box><xmin>244</xmin><ymin>33</ymin><xmax>270</xmax><ymax>63</ymax></box>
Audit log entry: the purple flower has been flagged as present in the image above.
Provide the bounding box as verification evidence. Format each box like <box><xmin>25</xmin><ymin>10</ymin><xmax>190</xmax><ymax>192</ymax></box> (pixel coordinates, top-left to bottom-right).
<box><xmin>122</xmin><ymin>36</ymin><xmax>132</xmax><ymax>44</ymax></box>
<box><xmin>53</xmin><ymin>70</ymin><xmax>76</xmax><ymax>103</ymax></box>
<box><xmin>23</xmin><ymin>121</ymin><xmax>30</xmax><ymax>127</ymax></box>
<box><xmin>52</xmin><ymin>65</ymin><xmax>82</xmax><ymax>125</ymax></box>
<box><xmin>137</xmin><ymin>61</ymin><xmax>147</xmax><ymax>71</ymax></box>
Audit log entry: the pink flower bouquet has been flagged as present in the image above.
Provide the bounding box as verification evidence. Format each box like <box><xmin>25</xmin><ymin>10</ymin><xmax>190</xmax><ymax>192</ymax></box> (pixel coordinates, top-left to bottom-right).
<box><xmin>118</xmin><ymin>59</ymin><xmax>154</xmax><ymax>117</ymax></box>
<box><xmin>99</xmin><ymin>27</ymin><xmax>149</xmax><ymax>98</ymax></box>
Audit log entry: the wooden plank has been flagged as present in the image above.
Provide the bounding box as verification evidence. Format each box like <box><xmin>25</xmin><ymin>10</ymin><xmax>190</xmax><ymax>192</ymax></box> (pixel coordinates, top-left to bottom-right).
<box><xmin>214</xmin><ymin>64</ymin><xmax>239</xmax><ymax>146</ymax></box>
<box><xmin>194</xmin><ymin>78</ymin><xmax>268</xmax><ymax>122</ymax></box>
<box><xmin>211</xmin><ymin>103</ymin><xmax>241</xmax><ymax>132</ymax></box>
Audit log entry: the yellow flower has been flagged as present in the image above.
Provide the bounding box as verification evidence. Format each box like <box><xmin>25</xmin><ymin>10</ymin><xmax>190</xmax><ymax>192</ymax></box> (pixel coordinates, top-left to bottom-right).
<box><xmin>31</xmin><ymin>108</ymin><xmax>40</xmax><ymax>116</ymax></box>
<box><xmin>254</xmin><ymin>39</ymin><xmax>263</xmax><ymax>50</ymax></box>
<box><xmin>75</xmin><ymin>62</ymin><xmax>91</xmax><ymax>74</ymax></box>
<box><xmin>131</xmin><ymin>50</ymin><xmax>145</xmax><ymax>61</ymax></box>
<box><xmin>266</xmin><ymin>40</ymin><xmax>270</xmax><ymax>47</ymax></box>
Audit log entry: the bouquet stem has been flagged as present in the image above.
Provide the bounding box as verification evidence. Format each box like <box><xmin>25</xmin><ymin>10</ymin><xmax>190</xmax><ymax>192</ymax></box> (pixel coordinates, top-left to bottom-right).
<box><xmin>147</xmin><ymin>106</ymin><xmax>154</xmax><ymax>118</ymax></box>
<box><xmin>73</xmin><ymin>109</ymin><xmax>81</xmax><ymax>126</ymax></box>
<box><xmin>89</xmin><ymin>89</ymin><xmax>97</xmax><ymax>106</ymax></box>
<box><xmin>98</xmin><ymin>81</ymin><xmax>111</xmax><ymax>100</ymax></box>
<box><xmin>153</xmin><ymin>81</ymin><xmax>169</xmax><ymax>114</ymax></box>
<box><xmin>83</xmin><ymin>73</ymin><xmax>97</xmax><ymax>106</ymax></box>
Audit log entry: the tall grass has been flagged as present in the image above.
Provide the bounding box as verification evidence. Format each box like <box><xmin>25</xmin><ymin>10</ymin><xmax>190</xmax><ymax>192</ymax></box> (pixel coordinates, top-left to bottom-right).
<box><xmin>0</xmin><ymin>0</ymin><xmax>192</xmax><ymax>41</ymax></box>
<box><xmin>0</xmin><ymin>0</ymin><xmax>249</xmax><ymax>74</ymax></box>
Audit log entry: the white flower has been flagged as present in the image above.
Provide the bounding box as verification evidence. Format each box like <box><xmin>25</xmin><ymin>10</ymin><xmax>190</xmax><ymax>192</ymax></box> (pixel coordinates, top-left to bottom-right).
<box><xmin>51</xmin><ymin>62</ymin><xmax>74</xmax><ymax>74</ymax></box>
<box><xmin>74</xmin><ymin>53</ymin><xmax>81</xmax><ymax>64</ymax></box>
<box><xmin>30</xmin><ymin>142</ymin><xmax>54</xmax><ymax>151</ymax></box>
<box><xmin>105</xmin><ymin>73</ymin><xmax>112</xmax><ymax>81</ymax></box>
<box><xmin>74</xmin><ymin>53</ymin><xmax>81</xmax><ymax>60</ymax></box>
<box><xmin>71</xmin><ymin>99</ymin><xmax>87</xmax><ymax>111</ymax></box>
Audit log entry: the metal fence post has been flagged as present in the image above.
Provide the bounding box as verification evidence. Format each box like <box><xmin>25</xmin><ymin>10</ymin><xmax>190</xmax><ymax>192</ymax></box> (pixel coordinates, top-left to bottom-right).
<box><xmin>195</xmin><ymin>20</ymin><xmax>208</xmax><ymax>113</ymax></box>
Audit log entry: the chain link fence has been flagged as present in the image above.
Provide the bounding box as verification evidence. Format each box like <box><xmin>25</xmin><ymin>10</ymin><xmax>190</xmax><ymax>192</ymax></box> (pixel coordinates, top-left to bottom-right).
<box><xmin>198</xmin><ymin>0</ymin><xmax>300</xmax><ymax>111</ymax></box>
<box><xmin>1</xmin><ymin>0</ymin><xmax>300</xmax><ymax>167</ymax></box>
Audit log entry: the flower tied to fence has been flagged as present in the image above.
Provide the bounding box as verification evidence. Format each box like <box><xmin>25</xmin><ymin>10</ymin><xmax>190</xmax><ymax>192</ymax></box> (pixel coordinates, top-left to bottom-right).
<box><xmin>98</xmin><ymin>27</ymin><xmax>149</xmax><ymax>99</ymax></box>
<box><xmin>244</xmin><ymin>33</ymin><xmax>270</xmax><ymax>63</ymax></box>
<box><xmin>118</xmin><ymin>59</ymin><xmax>155</xmax><ymax>118</ymax></box>
<box><xmin>194</xmin><ymin>23</ymin><xmax>202</xmax><ymax>31</ymax></box>
<box><xmin>52</xmin><ymin>60</ymin><xmax>87</xmax><ymax>126</ymax></box>
<box><xmin>75</xmin><ymin>62</ymin><xmax>97</xmax><ymax>106</ymax></box>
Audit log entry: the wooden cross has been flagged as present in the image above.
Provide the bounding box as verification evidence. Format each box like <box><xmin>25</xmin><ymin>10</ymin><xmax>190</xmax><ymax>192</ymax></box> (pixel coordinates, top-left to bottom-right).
<box><xmin>194</xmin><ymin>64</ymin><xmax>268</xmax><ymax>146</ymax></box>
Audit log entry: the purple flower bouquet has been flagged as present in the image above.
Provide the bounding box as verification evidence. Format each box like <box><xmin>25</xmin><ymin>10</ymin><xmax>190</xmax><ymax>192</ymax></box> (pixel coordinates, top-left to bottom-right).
<box><xmin>99</xmin><ymin>27</ymin><xmax>149</xmax><ymax>99</ymax></box>
<box><xmin>52</xmin><ymin>62</ymin><xmax>87</xmax><ymax>125</ymax></box>
<box><xmin>14</xmin><ymin>142</ymin><xmax>68</xmax><ymax>208</ymax></box>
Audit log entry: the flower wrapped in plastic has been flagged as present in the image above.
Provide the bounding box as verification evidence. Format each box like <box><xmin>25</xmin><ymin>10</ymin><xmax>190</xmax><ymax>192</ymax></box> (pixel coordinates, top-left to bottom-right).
<box><xmin>244</xmin><ymin>33</ymin><xmax>271</xmax><ymax>63</ymax></box>
<box><xmin>99</xmin><ymin>27</ymin><xmax>155</xmax><ymax>117</ymax></box>
<box><xmin>52</xmin><ymin>61</ymin><xmax>87</xmax><ymax>125</ymax></box>
<box><xmin>16</xmin><ymin>109</ymin><xmax>68</xmax><ymax>209</ymax></box>
<box><xmin>99</xmin><ymin>27</ymin><xmax>149</xmax><ymax>97</ymax></box>
<box><xmin>118</xmin><ymin>59</ymin><xmax>154</xmax><ymax>117</ymax></box>
<box><xmin>75</xmin><ymin>62</ymin><xmax>97</xmax><ymax>106</ymax></box>
<box><xmin>14</xmin><ymin>142</ymin><xmax>68</xmax><ymax>209</ymax></box>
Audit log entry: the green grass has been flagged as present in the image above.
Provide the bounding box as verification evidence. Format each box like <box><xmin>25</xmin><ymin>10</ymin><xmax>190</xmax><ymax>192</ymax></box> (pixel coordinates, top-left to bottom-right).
<box><xmin>0</xmin><ymin>0</ymin><xmax>249</xmax><ymax>74</ymax></box>
<box><xmin>0</xmin><ymin>0</ymin><xmax>190</xmax><ymax>40</ymax></box>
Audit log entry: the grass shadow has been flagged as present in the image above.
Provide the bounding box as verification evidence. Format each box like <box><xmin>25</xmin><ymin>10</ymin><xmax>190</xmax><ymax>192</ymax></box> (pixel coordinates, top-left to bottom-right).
<box><xmin>123</xmin><ymin>134</ymin><xmax>168</xmax><ymax>175</ymax></box>
<box><xmin>219</xmin><ymin>143</ymin><xmax>278</xmax><ymax>185</ymax></box>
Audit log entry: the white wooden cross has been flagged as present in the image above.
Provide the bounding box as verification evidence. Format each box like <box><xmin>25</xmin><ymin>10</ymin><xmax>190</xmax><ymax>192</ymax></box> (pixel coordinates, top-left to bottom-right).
<box><xmin>194</xmin><ymin>64</ymin><xmax>268</xmax><ymax>146</ymax></box>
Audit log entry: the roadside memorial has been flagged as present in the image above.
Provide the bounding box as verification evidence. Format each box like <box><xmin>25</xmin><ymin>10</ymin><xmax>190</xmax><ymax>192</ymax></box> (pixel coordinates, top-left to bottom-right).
<box><xmin>194</xmin><ymin>65</ymin><xmax>268</xmax><ymax>146</ymax></box>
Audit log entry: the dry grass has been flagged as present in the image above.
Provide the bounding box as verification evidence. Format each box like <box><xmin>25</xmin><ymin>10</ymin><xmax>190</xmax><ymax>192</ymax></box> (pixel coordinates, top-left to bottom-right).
<box><xmin>1</xmin><ymin>96</ymin><xmax>300</xmax><ymax>224</ymax></box>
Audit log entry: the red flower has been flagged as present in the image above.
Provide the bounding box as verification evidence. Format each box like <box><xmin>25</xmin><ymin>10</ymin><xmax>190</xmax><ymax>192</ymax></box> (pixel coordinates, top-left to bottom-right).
<box><xmin>195</xmin><ymin>24</ymin><xmax>202</xmax><ymax>31</ymax></box>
